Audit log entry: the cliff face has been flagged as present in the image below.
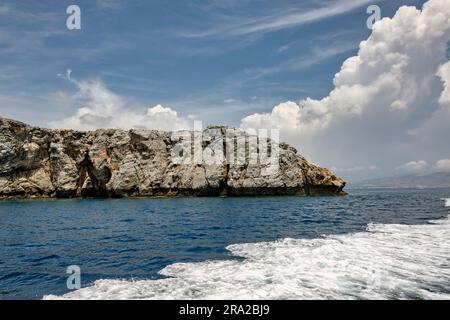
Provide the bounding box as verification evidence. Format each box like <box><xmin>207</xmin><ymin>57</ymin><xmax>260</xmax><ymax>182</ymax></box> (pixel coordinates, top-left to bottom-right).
<box><xmin>0</xmin><ymin>116</ymin><xmax>345</xmax><ymax>199</ymax></box>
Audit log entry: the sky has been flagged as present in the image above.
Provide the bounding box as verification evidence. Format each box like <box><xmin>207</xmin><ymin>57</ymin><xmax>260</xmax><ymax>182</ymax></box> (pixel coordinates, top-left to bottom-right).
<box><xmin>0</xmin><ymin>0</ymin><xmax>449</xmax><ymax>182</ymax></box>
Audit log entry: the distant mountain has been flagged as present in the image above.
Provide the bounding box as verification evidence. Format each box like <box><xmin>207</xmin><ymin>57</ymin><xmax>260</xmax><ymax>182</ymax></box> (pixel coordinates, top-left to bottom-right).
<box><xmin>354</xmin><ymin>172</ymin><xmax>450</xmax><ymax>188</ymax></box>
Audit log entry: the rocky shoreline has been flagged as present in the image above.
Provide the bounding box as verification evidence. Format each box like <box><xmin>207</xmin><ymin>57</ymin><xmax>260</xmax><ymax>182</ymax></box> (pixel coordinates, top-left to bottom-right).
<box><xmin>0</xmin><ymin>116</ymin><xmax>346</xmax><ymax>199</ymax></box>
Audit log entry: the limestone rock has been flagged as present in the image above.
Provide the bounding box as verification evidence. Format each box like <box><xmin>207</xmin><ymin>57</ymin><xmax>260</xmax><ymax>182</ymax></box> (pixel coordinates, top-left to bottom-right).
<box><xmin>0</xmin><ymin>116</ymin><xmax>346</xmax><ymax>199</ymax></box>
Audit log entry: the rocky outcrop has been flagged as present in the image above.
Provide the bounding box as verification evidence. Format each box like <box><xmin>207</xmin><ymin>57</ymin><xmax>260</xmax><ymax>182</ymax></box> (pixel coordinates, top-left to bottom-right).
<box><xmin>0</xmin><ymin>116</ymin><xmax>346</xmax><ymax>199</ymax></box>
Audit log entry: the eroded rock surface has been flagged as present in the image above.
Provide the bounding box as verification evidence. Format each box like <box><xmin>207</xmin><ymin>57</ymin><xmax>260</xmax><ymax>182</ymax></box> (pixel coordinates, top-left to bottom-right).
<box><xmin>0</xmin><ymin>117</ymin><xmax>346</xmax><ymax>199</ymax></box>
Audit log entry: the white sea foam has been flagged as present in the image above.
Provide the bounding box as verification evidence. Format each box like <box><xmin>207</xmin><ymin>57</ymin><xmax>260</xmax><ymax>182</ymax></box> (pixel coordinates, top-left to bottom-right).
<box><xmin>45</xmin><ymin>199</ymin><xmax>450</xmax><ymax>300</ymax></box>
<box><xmin>444</xmin><ymin>198</ymin><xmax>450</xmax><ymax>207</ymax></box>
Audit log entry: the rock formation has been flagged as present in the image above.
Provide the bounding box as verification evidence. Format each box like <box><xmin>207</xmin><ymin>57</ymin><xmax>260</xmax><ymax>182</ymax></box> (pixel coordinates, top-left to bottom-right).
<box><xmin>0</xmin><ymin>116</ymin><xmax>346</xmax><ymax>199</ymax></box>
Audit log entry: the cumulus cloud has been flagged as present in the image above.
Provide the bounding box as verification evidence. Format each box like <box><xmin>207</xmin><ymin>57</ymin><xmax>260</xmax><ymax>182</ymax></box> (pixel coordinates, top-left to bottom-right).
<box><xmin>241</xmin><ymin>0</ymin><xmax>450</xmax><ymax>180</ymax></box>
<box><xmin>437</xmin><ymin>61</ymin><xmax>450</xmax><ymax>106</ymax></box>
<box><xmin>50</xmin><ymin>75</ymin><xmax>190</xmax><ymax>132</ymax></box>
<box><xmin>241</xmin><ymin>101</ymin><xmax>301</xmax><ymax>131</ymax></box>
<box><xmin>436</xmin><ymin>159</ymin><xmax>450</xmax><ymax>171</ymax></box>
<box><xmin>397</xmin><ymin>158</ymin><xmax>450</xmax><ymax>173</ymax></box>
<box><xmin>399</xmin><ymin>160</ymin><xmax>430</xmax><ymax>172</ymax></box>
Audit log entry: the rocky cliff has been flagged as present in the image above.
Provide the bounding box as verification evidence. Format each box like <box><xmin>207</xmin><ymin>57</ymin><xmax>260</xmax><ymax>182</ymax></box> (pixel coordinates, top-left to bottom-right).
<box><xmin>0</xmin><ymin>116</ymin><xmax>345</xmax><ymax>199</ymax></box>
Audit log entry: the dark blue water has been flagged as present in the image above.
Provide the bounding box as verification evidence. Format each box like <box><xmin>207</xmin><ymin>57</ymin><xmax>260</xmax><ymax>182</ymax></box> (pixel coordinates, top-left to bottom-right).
<box><xmin>0</xmin><ymin>188</ymin><xmax>449</xmax><ymax>300</ymax></box>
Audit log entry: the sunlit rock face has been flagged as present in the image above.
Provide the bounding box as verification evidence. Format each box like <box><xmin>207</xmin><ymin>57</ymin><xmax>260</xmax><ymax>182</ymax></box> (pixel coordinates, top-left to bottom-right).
<box><xmin>0</xmin><ymin>117</ymin><xmax>346</xmax><ymax>199</ymax></box>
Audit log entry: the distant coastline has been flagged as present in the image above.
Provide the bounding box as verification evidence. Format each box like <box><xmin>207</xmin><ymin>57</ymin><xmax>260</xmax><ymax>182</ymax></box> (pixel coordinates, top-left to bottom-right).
<box><xmin>352</xmin><ymin>172</ymin><xmax>450</xmax><ymax>189</ymax></box>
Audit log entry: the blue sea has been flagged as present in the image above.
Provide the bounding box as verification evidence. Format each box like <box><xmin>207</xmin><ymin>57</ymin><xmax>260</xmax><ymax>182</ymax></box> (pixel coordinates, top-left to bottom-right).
<box><xmin>1</xmin><ymin>188</ymin><xmax>449</xmax><ymax>300</ymax></box>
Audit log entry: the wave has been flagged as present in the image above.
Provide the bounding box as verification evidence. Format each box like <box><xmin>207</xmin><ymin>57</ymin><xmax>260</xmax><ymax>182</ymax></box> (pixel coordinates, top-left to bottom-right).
<box><xmin>44</xmin><ymin>199</ymin><xmax>450</xmax><ymax>300</ymax></box>
<box><xmin>444</xmin><ymin>198</ymin><xmax>450</xmax><ymax>207</ymax></box>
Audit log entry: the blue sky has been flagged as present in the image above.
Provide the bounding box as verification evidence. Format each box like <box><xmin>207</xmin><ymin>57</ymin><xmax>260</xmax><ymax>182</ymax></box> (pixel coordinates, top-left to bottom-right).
<box><xmin>2</xmin><ymin>0</ymin><xmax>450</xmax><ymax>182</ymax></box>
<box><xmin>0</xmin><ymin>0</ymin><xmax>425</xmax><ymax>125</ymax></box>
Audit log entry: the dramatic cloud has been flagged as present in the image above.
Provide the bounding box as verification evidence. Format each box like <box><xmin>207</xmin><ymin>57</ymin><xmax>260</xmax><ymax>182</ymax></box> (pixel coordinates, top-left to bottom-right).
<box><xmin>50</xmin><ymin>75</ymin><xmax>190</xmax><ymax>132</ymax></box>
<box><xmin>241</xmin><ymin>0</ymin><xmax>450</xmax><ymax>181</ymax></box>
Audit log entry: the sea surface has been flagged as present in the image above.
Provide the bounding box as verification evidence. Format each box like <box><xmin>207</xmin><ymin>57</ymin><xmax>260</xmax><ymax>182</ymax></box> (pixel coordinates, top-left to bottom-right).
<box><xmin>0</xmin><ymin>188</ymin><xmax>449</xmax><ymax>300</ymax></box>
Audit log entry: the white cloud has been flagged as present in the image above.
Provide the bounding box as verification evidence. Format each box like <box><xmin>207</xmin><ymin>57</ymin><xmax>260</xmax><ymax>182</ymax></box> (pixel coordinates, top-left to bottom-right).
<box><xmin>96</xmin><ymin>0</ymin><xmax>123</xmax><ymax>9</ymax></box>
<box><xmin>240</xmin><ymin>0</ymin><xmax>450</xmax><ymax>180</ymax></box>
<box><xmin>143</xmin><ymin>104</ymin><xmax>190</xmax><ymax>131</ymax></box>
<box><xmin>399</xmin><ymin>160</ymin><xmax>430</xmax><ymax>172</ymax></box>
<box><xmin>235</xmin><ymin>0</ymin><xmax>373</xmax><ymax>35</ymax></box>
<box><xmin>437</xmin><ymin>61</ymin><xmax>450</xmax><ymax>106</ymax></box>
<box><xmin>249</xmin><ymin>41</ymin><xmax>357</xmax><ymax>80</ymax></box>
<box><xmin>241</xmin><ymin>101</ymin><xmax>300</xmax><ymax>131</ymax></box>
<box><xmin>186</xmin><ymin>0</ymin><xmax>375</xmax><ymax>37</ymax></box>
<box><xmin>277</xmin><ymin>43</ymin><xmax>292</xmax><ymax>54</ymax></box>
<box><xmin>50</xmin><ymin>74</ymin><xmax>190</xmax><ymax>132</ymax></box>
<box><xmin>436</xmin><ymin>159</ymin><xmax>450</xmax><ymax>171</ymax></box>
<box><xmin>396</xmin><ymin>158</ymin><xmax>450</xmax><ymax>174</ymax></box>
<box><xmin>48</xmin><ymin>91</ymin><xmax>73</xmax><ymax>108</ymax></box>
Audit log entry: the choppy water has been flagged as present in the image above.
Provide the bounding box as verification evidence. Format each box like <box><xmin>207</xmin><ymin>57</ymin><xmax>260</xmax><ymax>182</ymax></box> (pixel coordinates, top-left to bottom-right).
<box><xmin>0</xmin><ymin>188</ymin><xmax>449</xmax><ymax>300</ymax></box>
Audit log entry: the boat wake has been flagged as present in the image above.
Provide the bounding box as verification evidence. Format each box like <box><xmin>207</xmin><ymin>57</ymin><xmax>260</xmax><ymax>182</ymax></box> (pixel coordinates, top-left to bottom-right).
<box><xmin>44</xmin><ymin>199</ymin><xmax>450</xmax><ymax>300</ymax></box>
